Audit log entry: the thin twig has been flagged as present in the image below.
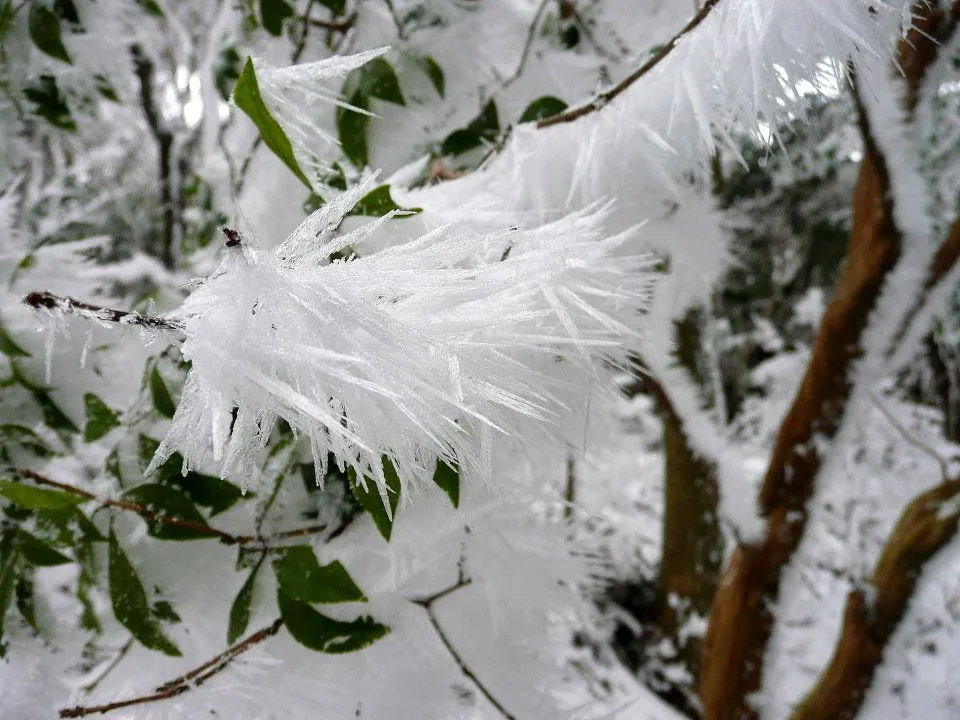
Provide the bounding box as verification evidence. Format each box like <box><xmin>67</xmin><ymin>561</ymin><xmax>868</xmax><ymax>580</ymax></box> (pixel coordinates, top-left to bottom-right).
<box><xmin>23</xmin><ymin>291</ymin><xmax>184</xmax><ymax>333</ymax></box>
<box><xmin>870</xmin><ymin>392</ymin><xmax>950</xmax><ymax>481</ymax></box>
<box><xmin>78</xmin><ymin>638</ymin><xmax>135</xmax><ymax>697</ymax></box>
<box><xmin>59</xmin><ymin>619</ymin><xmax>284</xmax><ymax>718</ymax></box>
<box><xmin>537</xmin><ymin>0</ymin><xmax>721</xmax><ymax>128</ymax></box>
<box><xmin>411</xmin><ymin>578</ymin><xmax>516</xmax><ymax>720</ymax></box>
<box><xmin>382</xmin><ymin>0</ymin><xmax>405</xmax><ymax>39</ymax></box>
<box><xmin>501</xmin><ymin>0</ymin><xmax>551</xmax><ymax>88</ymax></box>
<box><xmin>17</xmin><ymin>470</ymin><xmax>336</xmax><ymax>548</ymax></box>
<box><xmin>563</xmin><ymin>453</ymin><xmax>576</xmax><ymax>520</ymax></box>
<box><xmin>308</xmin><ymin>11</ymin><xmax>356</xmax><ymax>32</ymax></box>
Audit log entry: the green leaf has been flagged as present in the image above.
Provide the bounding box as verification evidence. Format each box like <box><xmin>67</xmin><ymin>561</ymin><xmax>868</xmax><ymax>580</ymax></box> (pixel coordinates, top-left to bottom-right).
<box><xmin>137</xmin><ymin>434</ymin><xmax>161</xmax><ymax>474</ymax></box>
<box><xmin>169</xmin><ymin>472</ymin><xmax>244</xmax><ymax>516</ymax></box>
<box><xmin>17</xmin><ymin>529</ymin><xmax>72</xmax><ymax>566</ymax></box>
<box><xmin>440</xmin><ymin>100</ymin><xmax>499</xmax><ymax>156</ymax></box>
<box><xmin>318</xmin><ymin>0</ymin><xmax>345</xmax><ymax>15</ymax></box>
<box><xmin>133</xmin><ymin>0</ymin><xmax>164</xmax><ymax>16</ymax></box>
<box><xmin>29</xmin><ymin>4</ymin><xmax>72</xmax><ymax>64</ymax></box>
<box><xmin>105</xmin><ymin>447</ymin><xmax>122</xmax><ymax>484</ymax></box>
<box><xmin>15</xmin><ymin>573</ymin><xmax>36</xmax><ymax>631</ymax></box>
<box><xmin>272</xmin><ymin>547</ymin><xmax>366</xmax><ymax>603</ymax></box>
<box><xmin>518</xmin><ymin>96</ymin><xmax>567</xmax><ymax>123</ymax></box>
<box><xmin>149</xmin><ymin>366</ymin><xmax>176</xmax><ymax>419</ymax></box>
<box><xmin>356</xmin><ymin>58</ymin><xmax>405</xmax><ymax>106</ymax></box>
<box><xmin>0</xmin><ymin>425</ymin><xmax>54</xmax><ymax>458</ymax></box>
<box><xmin>33</xmin><ymin>391</ymin><xmax>78</xmax><ymax>432</ymax></box>
<box><xmin>35</xmin><ymin>506</ymin><xmax>105</xmax><ymax>545</ymax></box>
<box><xmin>151</xmin><ymin>600</ymin><xmax>181</xmax><ymax>624</ymax></box>
<box><xmin>0</xmin><ymin>480</ymin><xmax>84</xmax><ymax>511</ymax></box>
<box><xmin>83</xmin><ymin>393</ymin><xmax>120</xmax><ymax>442</ymax></box>
<box><xmin>53</xmin><ymin>0</ymin><xmax>80</xmax><ymax>25</ymax></box>
<box><xmin>418</xmin><ymin>56</ymin><xmax>445</xmax><ymax>97</ymax></box>
<box><xmin>432</xmin><ymin>460</ymin><xmax>460</xmax><ymax>509</ymax></box>
<box><xmin>214</xmin><ymin>47</ymin><xmax>242</xmax><ymax>101</ymax></box>
<box><xmin>337</xmin><ymin>90</ymin><xmax>370</xmax><ymax>168</ymax></box>
<box><xmin>94</xmin><ymin>74</ymin><xmax>119</xmax><ymax>102</ymax></box>
<box><xmin>227</xmin><ymin>559</ymin><xmax>261</xmax><ymax>643</ymax></box>
<box><xmin>0</xmin><ymin>536</ymin><xmax>19</xmax><ymax>657</ymax></box>
<box><xmin>278</xmin><ymin>590</ymin><xmax>389</xmax><ymax>653</ymax></box>
<box><xmin>121</xmin><ymin>484</ymin><xmax>211</xmax><ymax>541</ymax></box>
<box><xmin>108</xmin><ymin>530</ymin><xmax>181</xmax><ymax>656</ymax></box>
<box><xmin>260</xmin><ymin>0</ymin><xmax>293</xmax><ymax>35</ymax></box>
<box><xmin>23</xmin><ymin>75</ymin><xmax>76</xmax><ymax>131</ymax></box>
<box><xmin>0</xmin><ymin>322</ymin><xmax>29</xmax><ymax>357</ymax></box>
<box><xmin>349</xmin><ymin>456</ymin><xmax>401</xmax><ymax>542</ymax></box>
<box><xmin>346</xmin><ymin>185</ymin><xmax>422</xmax><ymax>219</ymax></box>
<box><xmin>232</xmin><ymin>57</ymin><xmax>312</xmax><ymax>189</ymax></box>
<box><xmin>76</xmin><ymin>538</ymin><xmax>101</xmax><ymax>632</ymax></box>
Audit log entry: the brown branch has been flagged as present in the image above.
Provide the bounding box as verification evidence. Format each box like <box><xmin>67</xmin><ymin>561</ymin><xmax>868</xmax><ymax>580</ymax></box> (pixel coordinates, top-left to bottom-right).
<box><xmin>790</xmin><ymin>477</ymin><xmax>960</xmax><ymax>720</ymax></box>
<box><xmin>23</xmin><ymin>291</ymin><xmax>185</xmax><ymax>333</ymax></box>
<box><xmin>17</xmin><ymin>470</ymin><xmax>337</xmax><ymax>548</ymax></box>
<box><xmin>411</xmin><ymin>579</ymin><xmax>517</xmax><ymax>720</ymax></box>
<box><xmin>501</xmin><ymin>0</ymin><xmax>551</xmax><ymax>88</ymax></box>
<box><xmin>308</xmin><ymin>11</ymin><xmax>356</xmax><ymax>32</ymax></box>
<box><xmin>537</xmin><ymin>0</ymin><xmax>720</xmax><ymax>129</ymax></box>
<box><xmin>698</xmin><ymin>5</ymin><xmax>959</xmax><ymax>718</ymax></box>
<box><xmin>59</xmin><ymin>619</ymin><xmax>284</xmax><ymax>718</ymax></box>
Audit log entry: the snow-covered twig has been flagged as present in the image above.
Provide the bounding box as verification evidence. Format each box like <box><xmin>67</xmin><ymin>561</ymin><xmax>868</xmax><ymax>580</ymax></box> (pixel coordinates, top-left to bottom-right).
<box><xmin>22</xmin><ymin>290</ymin><xmax>185</xmax><ymax>332</ymax></box>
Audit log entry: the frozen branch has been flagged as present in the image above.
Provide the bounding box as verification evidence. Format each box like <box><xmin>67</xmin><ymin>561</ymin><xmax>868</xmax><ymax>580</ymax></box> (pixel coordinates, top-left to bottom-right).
<box><xmin>411</xmin><ymin>579</ymin><xmax>517</xmax><ymax>720</ymax></box>
<box><xmin>59</xmin><ymin>619</ymin><xmax>284</xmax><ymax>718</ymax></box>
<box><xmin>537</xmin><ymin>0</ymin><xmax>720</xmax><ymax>128</ymax></box>
<box><xmin>22</xmin><ymin>290</ymin><xmax>185</xmax><ymax>333</ymax></box>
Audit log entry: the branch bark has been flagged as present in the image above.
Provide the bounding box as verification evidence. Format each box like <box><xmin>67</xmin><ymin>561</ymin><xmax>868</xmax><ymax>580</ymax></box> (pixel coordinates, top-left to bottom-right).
<box><xmin>698</xmin><ymin>5</ymin><xmax>958</xmax><ymax>718</ymax></box>
<box><xmin>790</xmin><ymin>477</ymin><xmax>960</xmax><ymax>720</ymax></box>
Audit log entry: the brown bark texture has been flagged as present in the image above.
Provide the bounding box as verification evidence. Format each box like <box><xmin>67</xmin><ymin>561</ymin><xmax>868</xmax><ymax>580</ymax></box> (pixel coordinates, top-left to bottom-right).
<box><xmin>698</xmin><ymin>5</ymin><xmax>959</xmax><ymax>719</ymax></box>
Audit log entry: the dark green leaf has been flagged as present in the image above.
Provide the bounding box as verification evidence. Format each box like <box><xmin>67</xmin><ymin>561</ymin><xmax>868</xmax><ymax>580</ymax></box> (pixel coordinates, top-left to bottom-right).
<box><xmin>318</xmin><ymin>0</ymin><xmax>345</xmax><ymax>15</ymax></box>
<box><xmin>138</xmin><ymin>434</ymin><xmax>161</xmax><ymax>474</ymax></box>
<box><xmin>15</xmin><ymin>573</ymin><xmax>36</xmax><ymax>631</ymax></box>
<box><xmin>83</xmin><ymin>393</ymin><xmax>120</xmax><ymax>442</ymax></box>
<box><xmin>303</xmin><ymin>192</ymin><xmax>325</xmax><ymax>214</ymax></box>
<box><xmin>53</xmin><ymin>0</ymin><xmax>80</xmax><ymax>25</ymax></box>
<box><xmin>29</xmin><ymin>4</ymin><xmax>72</xmax><ymax>64</ymax></box>
<box><xmin>35</xmin><ymin>506</ymin><xmax>105</xmax><ymax>545</ymax></box>
<box><xmin>0</xmin><ymin>536</ymin><xmax>19</xmax><ymax>657</ymax></box>
<box><xmin>432</xmin><ymin>460</ymin><xmax>459</xmax><ymax>508</ymax></box>
<box><xmin>278</xmin><ymin>590</ymin><xmax>389</xmax><ymax>653</ymax></box>
<box><xmin>31</xmin><ymin>389</ymin><xmax>78</xmax><ymax>432</ymax></box>
<box><xmin>349</xmin><ymin>456</ymin><xmax>401</xmax><ymax>542</ymax></box>
<box><xmin>17</xmin><ymin>529</ymin><xmax>72</xmax><ymax>566</ymax></box>
<box><xmin>0</xmin><ymin>425</ymin><xmax>54</xmax><ymax>458</ymax></box>
<box><xmin>260</xmin><ymin>0</ymin><xmax>293</xmax><ymax>36</ymax></box>
<box><xmin>121</xmin><ymin>484</ymin><xmax>211</xmax><ymax>540</ymax></box>
<box><xmin>76</xmin><ymin>538</ymin><xmax>100</xmax><ymax>632</ymax></box>
<box><xmin>169</xmin><ymin>472</ymin><xmax>244</xmax><ymax>516</ymax></box>
<box><xmin>151</xmin><ymin>600</ymin><xmax>181</xmax><ymax>623</ymax></box>
<box><xmin>418</xmin><ymin>56</ymin><xmax>444</xmax><ymax>97</ymax></box>
<box><xmin>337</xmin><ymin>90</ymin><xmax>370</xmax><ymax>168</ymax></box>
<box><xmin>440</xmin><ymin>100</ymin><xmax>499</xmax><ymax>156</ymax></box>
<box><xmin>133</xmin><ymin>0</ymin><xmax>163</xmax><ymax>16</ymax></box>
<box><xmin>23</xmin><ymin>75</ymin><xmax>76</xmax><ymax>131</ymax></box>
<box><xmin>346</xmin><ymin>184</ymin><xmax>422</xmax><ymax>219</ymax></box>
<box><xmin>108</xmin><ymin>530</ymin><xmax>181</xmax><ymax>656</ymax></box>
<box><xmin>0</xmin><ymin>480</ymin><xmax>84</xmax><ymax>511</ymax></box>
<box><xmin>94</xmin><ymin>74</ymin><xmax>119</xmax><ymax>102</ymax></box>
<box><xmin>228</xmin><ymin>559</ymin><xmax>261</xmax><ymax>643</ymax></box>
<box><xmin>272</xmin><ymin>547</ymin><xmax>366</xmax><ymax>603</ymax></box>
<box><xmin>0</xmin><ymin>322</ymin><xmax>29</xmax><ymax>357</ymax></box>
<box><xmin>356</xmin><ymin>58</ymin><xmax>405</xmax><ymax>106</ymax></box>
<box><xmin>149</xmin><ymin>366</ymin><xmax>176</xmax><ymax>419</ymax></box>
<box><xmin>518</xmin><ymin>96</ymin><xmax>567</xmax><ymax>123</ymax></box>
<box><xmin>322</xmin><ymin>163</ymin><xmax>348</xmax><ymax>191</ymax></box>
<box><xmin>214</xmin><ymin>47</ymin><xmax>242</xmax><ymax>100</ymax></box>
<box><xmin>233</xmin><ymin>57</ymin><xmax>312</xmax><ymax>188</ymax></box>
<box><xmin>105</xmin><ymin>447</ymin><xmax>122</xmax><ymax>484</ymax></box>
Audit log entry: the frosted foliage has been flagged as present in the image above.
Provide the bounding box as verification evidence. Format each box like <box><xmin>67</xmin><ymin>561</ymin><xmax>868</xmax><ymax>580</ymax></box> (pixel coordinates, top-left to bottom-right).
<box><xmin>152</xmin><ymin>176</ymin><xmax>653</xmax><ymax>496</ymax></box>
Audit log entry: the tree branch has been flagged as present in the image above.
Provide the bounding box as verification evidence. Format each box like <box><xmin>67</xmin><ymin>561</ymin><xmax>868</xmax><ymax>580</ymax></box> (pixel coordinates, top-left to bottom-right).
<box><xmin>536</xmin><ymin>0</ymin><xmax>720</xmax><ymax>128</ymax></box>
<box><xmin>17</xmin><ymin>470</ymin><xmax>336</xmax><ymax>548</ymax></box>
<box><xmin>501</xmin><ymin>0</ymin><xmax>551</xmax><ymax>88</ymax></box>
<box><xmin>410</xmin><ymin>578</ymin><xmax>517</xmax><ymax>720</ymax></box>
<box><xmin>59</xmin><ymin>619</ymin><xmax>284</xmax><ymax>718</ymax></box>
<box><xmin>308</xmin><ymin>11</ymin><xmax>356</xmax><ymax>33</ymax></box>
<box><xmin>23</xmin><ymin>291</ymin><xmax>185</xmax><ymax>333</ymax></box>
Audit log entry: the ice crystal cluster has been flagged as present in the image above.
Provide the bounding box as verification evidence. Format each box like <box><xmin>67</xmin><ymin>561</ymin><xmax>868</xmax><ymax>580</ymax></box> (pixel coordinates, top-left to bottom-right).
<box><xmin>152</xmin><ymin>175</ymin><xmax>652</xmax><ymax>497</ymax></box>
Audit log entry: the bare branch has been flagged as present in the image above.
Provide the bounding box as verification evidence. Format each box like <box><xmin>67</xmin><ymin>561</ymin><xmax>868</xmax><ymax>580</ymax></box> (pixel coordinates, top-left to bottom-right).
<box><xmin>22</xmin><ymin>291</ymin><xmax>184</xmax><ymax>333</ymax></box>
<box><xmin>59</xmin><ymin>619</ymin><xmax>284</xmax><ymax>718</ymax></box>
<box><xmin>501</xmin><ymin>0</ymin><xmax>551</xmax><ymax>88</ymax></box>
<box><xmin>537</xmin><ymin>0</ymin><xmax>720</xmax><ymax>128</ymax></box>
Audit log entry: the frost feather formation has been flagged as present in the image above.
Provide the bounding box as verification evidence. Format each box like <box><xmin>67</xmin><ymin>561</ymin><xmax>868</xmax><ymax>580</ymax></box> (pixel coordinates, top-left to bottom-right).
<box><xmin>150</xmin><ymin>176</ymin><xmax>652</xmax><ymax>498</ymax></box>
